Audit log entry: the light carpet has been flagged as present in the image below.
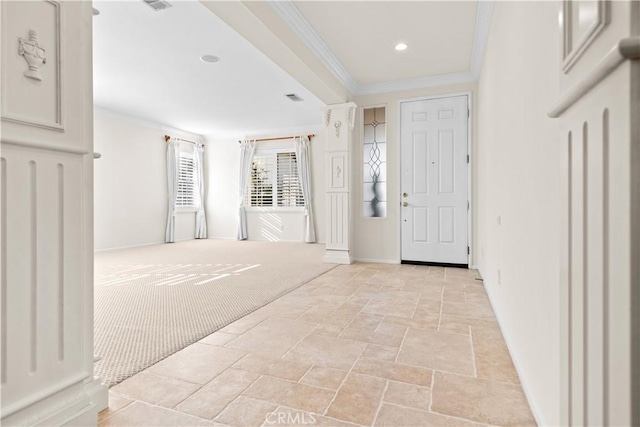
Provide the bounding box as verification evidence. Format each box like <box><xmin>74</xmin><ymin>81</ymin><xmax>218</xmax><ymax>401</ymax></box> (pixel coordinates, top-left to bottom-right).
<box><xmin>94</xmin><ymin>239</ymin><xmax>335</xmax><ymax>387</ymax></box>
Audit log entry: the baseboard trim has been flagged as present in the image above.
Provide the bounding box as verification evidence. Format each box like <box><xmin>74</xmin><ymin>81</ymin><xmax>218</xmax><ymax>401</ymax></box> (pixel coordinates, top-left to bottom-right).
<box><xmin>97</xmin><ymin>237</ymin><xmax>328</xmax><ymax>251</ymax></box>
<box><xmin>352</xmin><ymin>257</ymin><xmax>399</xmax><ymax>265</ymax></box>
<box><xmin>1</xmin><ymin>377</ymin><xmax>93</xmax><ymax>426</ymax></box>
<box><xmin>95</xmin><ymin>238</ymin><xmax>194</xmax><ymax>252</ymax></box>
<box><xmin>478</xmin><ymin>266</ymin><xmax>544</xmax><ymax>426</ymax></box>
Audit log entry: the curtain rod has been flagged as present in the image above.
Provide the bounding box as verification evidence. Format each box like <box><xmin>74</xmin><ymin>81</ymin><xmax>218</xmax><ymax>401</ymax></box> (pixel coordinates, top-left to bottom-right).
<box><xmin>238</xmin><ymin>134</ymin><xmax>315</xmax><ymax>144</ymax></box>
<box><xmin>164</xmin><ymin>134</ymin><xmax>204</xmax><ymax>147</ymax></box>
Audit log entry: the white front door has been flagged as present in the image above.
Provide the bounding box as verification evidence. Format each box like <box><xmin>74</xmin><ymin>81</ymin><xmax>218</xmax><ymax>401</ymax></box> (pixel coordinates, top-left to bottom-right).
<box><xmin>400</xmin><ymin>95</ymin><xmax>469</xmax><ymax>265</ymax></box>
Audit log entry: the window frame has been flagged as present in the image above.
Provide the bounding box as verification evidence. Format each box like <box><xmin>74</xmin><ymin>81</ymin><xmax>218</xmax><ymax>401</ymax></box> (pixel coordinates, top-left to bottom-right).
<box><xmin>245</xmin><ymin>146</ymin><xmax>305</xmax><ymax>213</ymax></box>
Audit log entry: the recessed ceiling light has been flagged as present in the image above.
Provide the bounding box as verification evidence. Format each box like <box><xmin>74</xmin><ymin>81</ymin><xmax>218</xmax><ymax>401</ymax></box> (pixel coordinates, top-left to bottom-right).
<box><xmin>200</xmin><ymin>55</ymin><xmax>221</xmax><ymax>64</ymax></box>
<box><xmin>395</xmin><ymin>43</ymin><xmax>408</xmax><ymax>51</ymax></box>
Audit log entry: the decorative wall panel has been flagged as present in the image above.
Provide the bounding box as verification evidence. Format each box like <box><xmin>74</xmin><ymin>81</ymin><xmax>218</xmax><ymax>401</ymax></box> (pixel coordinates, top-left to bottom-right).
<box><xmin>562</xmin><ymin>0</ymin><xmax>609</xmax><ymax>72</ymax></box>
<box><xmin>1</xmin><ymin>1</ymin><xmax>62</xmax><ymax>131</ymax></box>
<box><xmin>1</xmin><ymin>146</ymin><xmax>86</xmax><ymax>415</ymax></box>
<box><xmin>556</xmin><ymin>60</ymin><xmax>636</xmax><ymax>427</ymax></box>
<box><xmin>324</xmin><ymin>102</ymin><xmax>356</xmax><ymax>264</ymax></box>
<box><xmin>327</xmin><ymin>153</ymin><xmax>347</xmax><ymax>191</ymax></box>
<box><xmin>553</xmin><ymin>4</ymin><xmax>637</xmax><ymax>423</ymax></box>
<box><xmin>326</xmin><ymin>192</ymin><xmax>349</xmax><ymax>250</ymax></box>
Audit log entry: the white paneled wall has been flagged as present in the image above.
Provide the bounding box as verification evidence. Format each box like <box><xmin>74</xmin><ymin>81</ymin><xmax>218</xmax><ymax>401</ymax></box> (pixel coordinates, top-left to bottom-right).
<box><xmin>1</xmin><ymin>146</ymin><xmax>89</xmax><ymax>419</ymax></box>
<box><xmin>557</xmin><ymin>55</ymin><xmax>637</xmax><ymax>427</ymax></box>
<box><xmin>1</xmin><ymin>1</ymin><xmax>107</xmax><ymax>425</ymax></box>
<box><xmin>551</xmin><ymin>1</ymin><xmax>639</xmax><ymax>425</ymax></box>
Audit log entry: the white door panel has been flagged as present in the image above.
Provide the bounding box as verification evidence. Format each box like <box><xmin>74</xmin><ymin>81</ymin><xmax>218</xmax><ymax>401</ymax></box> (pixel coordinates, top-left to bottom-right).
<box><xmin>401</xmin><ymin>96</ymin><xmax>468</xmax><ymax>264</ymax></box>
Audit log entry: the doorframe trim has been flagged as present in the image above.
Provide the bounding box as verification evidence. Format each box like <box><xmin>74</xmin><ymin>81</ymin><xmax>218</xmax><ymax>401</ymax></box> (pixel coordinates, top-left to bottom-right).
<box><xmin>397</xmin><ymin>91</ymin><xmax>473</xmax><ymax>267</ymax></box>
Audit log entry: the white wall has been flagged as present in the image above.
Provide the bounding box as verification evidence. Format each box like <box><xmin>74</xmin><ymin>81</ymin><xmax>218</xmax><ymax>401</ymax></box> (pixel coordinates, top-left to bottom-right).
<box><xmin>352</xmin><ymin>83</ymin><xmax>479</xmax><ymax>264</ymax></box>
<box><xmin>476</xmin><ymin>2</ymin><xmax>561</xmax><ymax>425</ymax></box>
<box><xmin>205</xmin><ymin>138</ymin><xmax>239</xmax><ymax>239</ymax></box>
<box><xmin>94</xmin><ymin>108</ymin><xmax>202</xmax><ymax>250</ymax></box>
<box><xmin>206</xmin><ymin>130</ymin><xmax>326</xmax><ymax>243</ymax></box>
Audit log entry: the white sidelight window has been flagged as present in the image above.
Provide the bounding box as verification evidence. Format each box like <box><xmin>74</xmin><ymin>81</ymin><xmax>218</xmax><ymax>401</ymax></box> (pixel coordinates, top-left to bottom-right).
<box><xmin>363</xmin><ymin>106</ymin><xmax>387</xmax><ymax>218</ymax></box>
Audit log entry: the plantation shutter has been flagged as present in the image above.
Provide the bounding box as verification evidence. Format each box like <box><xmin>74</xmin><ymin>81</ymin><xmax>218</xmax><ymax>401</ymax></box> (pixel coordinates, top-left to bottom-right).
<box><xmin>176</xmin><ymin>152</ymin><xmax>199</xmax><ymax>207</ymax></box>
<box><xmin>277</xmin><ymin>152</ymin><xmax>304</xmax><ymax>207</ymax></box>
<box><xmin>246</xmin><ymin>154</ymin><xmax>274</xmax><ymax>206</ymax></box>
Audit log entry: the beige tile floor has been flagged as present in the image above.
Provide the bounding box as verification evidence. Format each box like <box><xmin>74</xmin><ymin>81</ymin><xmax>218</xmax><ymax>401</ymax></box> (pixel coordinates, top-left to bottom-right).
<box><xmin>98</xmin><ymin>263</ymin><xmax>536</xmax><ymax>427</ymax></box>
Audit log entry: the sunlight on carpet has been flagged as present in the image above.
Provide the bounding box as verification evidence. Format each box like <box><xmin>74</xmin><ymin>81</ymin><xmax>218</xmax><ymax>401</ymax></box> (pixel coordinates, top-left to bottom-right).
<box><xmin>94</xmin><ymin>240</ymin><xmax>335</xmax><ymax>387</ymax></box>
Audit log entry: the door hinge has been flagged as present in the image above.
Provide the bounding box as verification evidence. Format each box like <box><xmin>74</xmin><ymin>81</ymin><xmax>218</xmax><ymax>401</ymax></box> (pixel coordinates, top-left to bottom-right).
<box><xmin>467</xmin><ymin>108</ymin><xmax>470</xmax><ymax>118</ymax></box>
<box><xmin>467</xmin><ymin>154</ymin><xmax>470</xmax><ymax>163</ymax></box>
<box><xmin>467</xmin><ymin>200</ymin><xmax>470</xmax><ymax>210</ymax></box>
<box><xmin>467</xmin><ymin>246</ymin><xmax>470</xmax><ymax>255</ymax></box>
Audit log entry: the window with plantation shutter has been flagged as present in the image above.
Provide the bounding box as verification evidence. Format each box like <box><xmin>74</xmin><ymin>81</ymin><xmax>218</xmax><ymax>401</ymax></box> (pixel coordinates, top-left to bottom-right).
<box><xmin>245</xmin><ymin>149</ymin><xmax>304</xmax><ymax>208</ymax></box>
<box><xmin>176</xmin><ymin>152</ymin><xmax>199</xmax><ymax>208</ymax></box>
<box><xmin>277</xmin><ymin>152</ymin><xmax>304</xmax><ymax>207</ymax></box>
<box><xmin>247</xmin><ymin>154</ymin><xmax>274</xmax><ymax>207</ymax></box>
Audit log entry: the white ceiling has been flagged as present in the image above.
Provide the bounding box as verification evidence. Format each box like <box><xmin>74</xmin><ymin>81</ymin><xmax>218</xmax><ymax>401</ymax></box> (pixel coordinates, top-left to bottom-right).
<box><xmin>293</xmin><ymin>1</ymin><xmax>478</xmax><ymax>85</ymax></box>
<box><xmin>258</xmin><ymin>0</ymin><xmax>492</xmax><ymax>96</ymax></box>
<box><xmin>92</xmin><ymin>0</ymin><xmax>325</xmax><ymax>138</ymax></box>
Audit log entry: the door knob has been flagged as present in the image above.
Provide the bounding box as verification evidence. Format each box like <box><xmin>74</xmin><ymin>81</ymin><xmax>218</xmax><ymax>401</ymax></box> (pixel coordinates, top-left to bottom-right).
<box><xmin>402</xmin><ymin>192</ymin><xmax>408</xmax><ymax>198</ymax></box>
<box><xmin>402</xmin><ymin>202</ymin><xmax>409</xmax><ymax>207</ymax></box>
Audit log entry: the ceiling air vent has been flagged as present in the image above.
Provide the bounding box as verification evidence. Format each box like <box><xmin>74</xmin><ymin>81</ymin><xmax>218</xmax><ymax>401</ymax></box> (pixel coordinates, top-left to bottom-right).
<box><xmin>142</xmin><ymin>0</ymin><xmax>172</xmax><ymax>12</ymax></box>
<box><xmin>285</xmin><ymin>93</ymin><xmax>304</xmax><ymax>102</ymax></box>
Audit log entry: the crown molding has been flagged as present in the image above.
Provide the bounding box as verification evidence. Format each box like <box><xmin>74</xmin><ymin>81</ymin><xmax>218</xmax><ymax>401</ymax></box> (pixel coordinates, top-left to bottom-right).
<box><xmin>94</xmin><ymin>106</ymin><xmax>204</xmax><ymax>141</ymax></box>
<box><xmin>356</xmin><ymin>70</ymin><xmax>477</xmax><ymax>96</ymax></box>
<box><xmin>268</xmin><ymin>0</ymin><xmax>494</xmax><ymax>96</ymax></box>
<box><xmin>267</xmin><ymin>0</ymin><xmax>360</xmax><ymax>94</ymax></box>
<box><xmin>470</xmin><ymin>1</ymin><xmax>494</xmax><ymax>79</ymax></box>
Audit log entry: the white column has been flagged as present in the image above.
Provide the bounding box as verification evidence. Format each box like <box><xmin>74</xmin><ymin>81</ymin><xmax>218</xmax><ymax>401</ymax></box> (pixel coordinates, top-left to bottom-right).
<box><xmin>323</xmin><ymin>102</ymin><xmax>356</xmax><ymax>264</ymax></box>
<box><xmin>1</xmin><ymin>1</ymin><xmax>107</xmax><ymax>425</ymax></box>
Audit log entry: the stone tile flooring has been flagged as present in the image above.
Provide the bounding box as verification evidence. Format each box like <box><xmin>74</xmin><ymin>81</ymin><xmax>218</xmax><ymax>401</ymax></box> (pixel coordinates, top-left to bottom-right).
<box><xmin>99</xmin><ymin>263</ymin><xmax>536</xmax><ymax>427</ymax></box>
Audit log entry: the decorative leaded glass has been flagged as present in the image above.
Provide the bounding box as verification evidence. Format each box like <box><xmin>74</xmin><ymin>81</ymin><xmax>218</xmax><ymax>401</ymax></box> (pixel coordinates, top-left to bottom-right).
<box><xmin>363</xmin><ymin>107</ymin><xmax>387</xmax><ymax>218</ymax></box>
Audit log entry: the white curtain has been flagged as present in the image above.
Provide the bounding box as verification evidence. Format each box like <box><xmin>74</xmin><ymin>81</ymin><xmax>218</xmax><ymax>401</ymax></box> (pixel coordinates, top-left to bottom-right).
<box><xmin>194</xmin><ymin>143</ymin><xmax>207</xmax><ymax>239</ymax></box>
<box><xmin>238</xmin><ymin>139</ymin><xmax>256</xmax><ymax>240</ymax></box>
<box><xmin>294</xmin><ymin>136</ymin><xmax>317</xmax><ymax>243</ymax></box>
<box><xmin>165</xmin><ymin>139</ymin><xmax>179</xmax><ymax>243</ymax></box>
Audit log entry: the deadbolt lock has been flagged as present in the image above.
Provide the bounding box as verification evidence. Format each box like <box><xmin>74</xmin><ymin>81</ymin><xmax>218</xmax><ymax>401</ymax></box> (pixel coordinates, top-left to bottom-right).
<box><xmin>402</xmin><ymin>202</ymin><xmax>409</xmax><ymax>207</ymax></box>
<box><xmin>402</xmin><ymin>192</ymin><xmax>408</xmax><ymax>198</ymax></box>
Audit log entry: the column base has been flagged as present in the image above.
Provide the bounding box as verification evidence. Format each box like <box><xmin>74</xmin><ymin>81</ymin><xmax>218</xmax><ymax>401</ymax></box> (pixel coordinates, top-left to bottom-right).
<box><xmin>1</xmin><ymin>377</ymin><xmax>103</xmax><ymax>427</ymax></box>
<box><xmin>324</xmin><ymin>249</ymin><xmax>353</xmax><ymax>265</ymax></box>
<box><xmin>84</xmin><ymin>376</ymin><xmax>109</xmax><ymax>414</ymax></box>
